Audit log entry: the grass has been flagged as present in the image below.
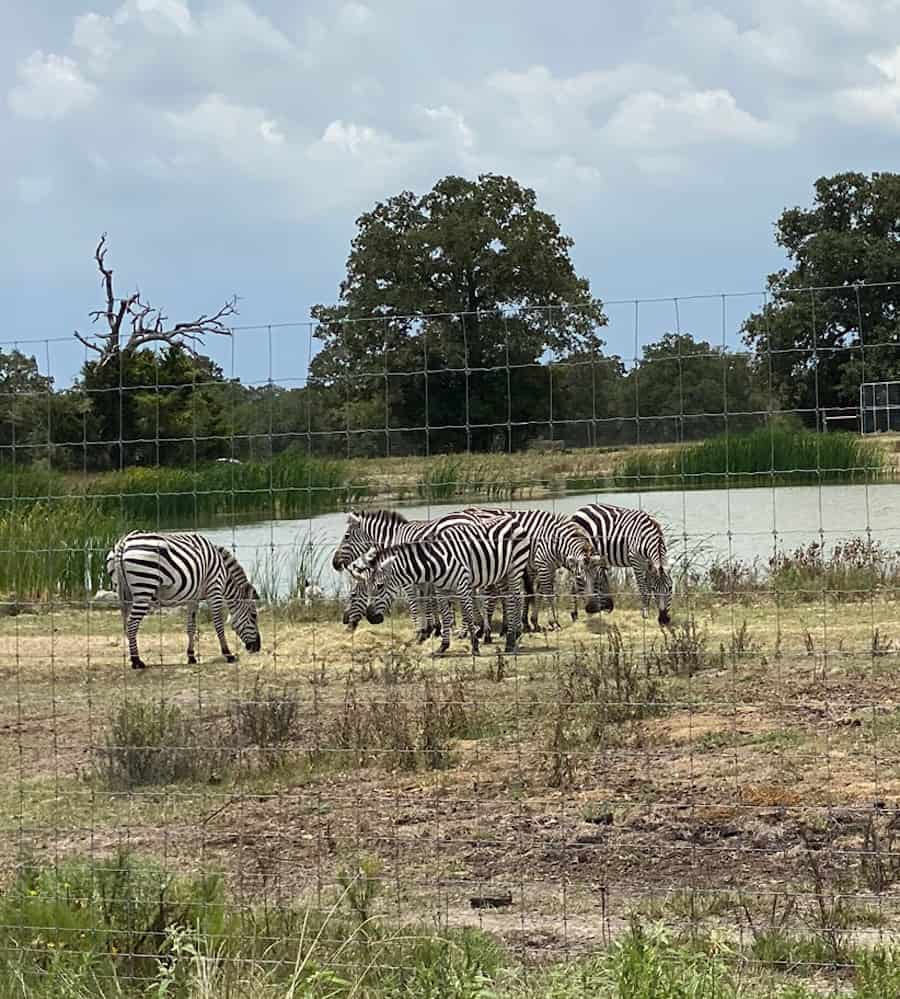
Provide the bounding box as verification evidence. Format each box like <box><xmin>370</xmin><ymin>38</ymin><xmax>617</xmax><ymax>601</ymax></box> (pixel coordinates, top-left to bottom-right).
<box><xmin>11</xmin><ymin>574</ymin><xmax>900</xmax><ymax>997</ymax></box>
<box><xmin>0</xmin><ymin>500</ymin><xmax>120</xmax><ymax>600</ymax></box>
<box><xmin>0</xmin><ymin>452</ymin><xmax>363</xmax><ymax>531</ymax></box>
<box><xmin>613</xmin><ymin>425</ymin><xmax>887</xmax><ymax>490</ymax></box>
<box><xmin>8</xmin><ymin>855</ymin><xmax>900</xmax><ymax>999</ymax></box>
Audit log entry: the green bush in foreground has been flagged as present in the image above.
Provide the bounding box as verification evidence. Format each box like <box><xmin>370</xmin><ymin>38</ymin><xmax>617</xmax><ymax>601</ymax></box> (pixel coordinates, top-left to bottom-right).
<box><xmin>8</xmin><ymin>855</ymin><xmax>900</xmax><ymax>998</ymax></box>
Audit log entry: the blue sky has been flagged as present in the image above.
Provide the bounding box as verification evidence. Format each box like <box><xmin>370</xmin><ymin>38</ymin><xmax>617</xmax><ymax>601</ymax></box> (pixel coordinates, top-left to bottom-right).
<box><xmin>3</xmin><ymin>0</ymin><xmax>900</xmax><ymax>388</ymax></box>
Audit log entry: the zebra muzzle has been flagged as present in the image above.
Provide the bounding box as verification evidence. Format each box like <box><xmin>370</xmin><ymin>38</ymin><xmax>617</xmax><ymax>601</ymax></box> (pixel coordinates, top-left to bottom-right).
<box><xmin>365</xmin><ymin>607</ymin><xmax>384</xmax><ymax>625</ymax></box>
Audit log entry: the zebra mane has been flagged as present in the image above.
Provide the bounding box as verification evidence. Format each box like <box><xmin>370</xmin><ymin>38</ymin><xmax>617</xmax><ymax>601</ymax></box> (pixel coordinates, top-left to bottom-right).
<box><xmin>358</xmin><ymin>509</ymin><xmax>410</xmax><ymax>528</ymax></box>
<box><xmin>216</xmin><ymin>546</ymin><xmax>257</xmax><ymax>596</ymax></box>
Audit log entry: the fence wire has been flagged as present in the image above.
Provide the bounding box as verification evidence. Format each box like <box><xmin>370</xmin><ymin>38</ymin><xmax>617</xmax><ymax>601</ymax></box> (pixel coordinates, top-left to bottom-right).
<box><xmin>2</xmin><ymin>281</ymin><xmax>900</xmax><ymax>996</ymax></box>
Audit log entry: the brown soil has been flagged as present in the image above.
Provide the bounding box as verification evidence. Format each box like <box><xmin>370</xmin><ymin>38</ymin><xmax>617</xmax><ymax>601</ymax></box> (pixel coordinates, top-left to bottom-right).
<box><xmin>3</xmin><ymin>598</ymin><xmax>900</xmax><ymax>961</ymax></box>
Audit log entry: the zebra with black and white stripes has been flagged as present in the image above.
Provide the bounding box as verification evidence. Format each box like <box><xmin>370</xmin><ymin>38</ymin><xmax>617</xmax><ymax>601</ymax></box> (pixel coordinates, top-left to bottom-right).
<box><xmin>332</xmin><ymin>508</ymin><xmax>509</xmax><ymax>641</ymax></box>
<box><xmin>106</xmin><ymin>531</ymin><xmax>261</xmax><ymax>669</ymax></box>
<box><xmin>347</xmin><ymin>516</ymin><xmax>531</xmax><ymax>654</ymax></box>
<box><xmin>571</xmin><ymin>503</ymin><xmax>673</xmax><ymax>625</ymax></box>
<box><xmin>462</xmin><ymin>507</ymin><xmax>612</xmax><ymax>632</ymax></box>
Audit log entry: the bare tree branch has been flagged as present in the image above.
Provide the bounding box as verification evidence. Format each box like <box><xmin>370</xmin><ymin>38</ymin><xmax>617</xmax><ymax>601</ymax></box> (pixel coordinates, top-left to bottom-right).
<box><xmin>73</xmin><ymin>234</ymin><xmax>238</xmax><ymax>366</ymax></box>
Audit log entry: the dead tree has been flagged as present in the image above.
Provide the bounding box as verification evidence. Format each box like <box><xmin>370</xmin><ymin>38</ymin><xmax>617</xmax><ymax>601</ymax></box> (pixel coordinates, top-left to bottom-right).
<box><xmin>74</xmin><ymin>234</ymin><xmax>238</xmax><ymax>367</ymax></box>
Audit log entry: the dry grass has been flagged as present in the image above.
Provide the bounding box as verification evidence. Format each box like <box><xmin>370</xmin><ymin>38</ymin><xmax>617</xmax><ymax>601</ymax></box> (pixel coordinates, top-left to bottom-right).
<box><xmin>4</xmin><ymin>592</ymin><xmax>900</xmax><ymax>961</ymax></box>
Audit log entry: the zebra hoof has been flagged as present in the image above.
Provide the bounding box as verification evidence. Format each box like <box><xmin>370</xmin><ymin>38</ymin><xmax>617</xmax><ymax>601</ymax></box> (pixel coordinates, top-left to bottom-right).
<box><xmin>504</xmin><ymin>639</ymin><xmax>518</xmax><ymax>654</ymax></box>
<box><xmin>416</xmin><ymin>630</ymin><xmax>429</xmax><ymax>644</ymax></box>
<box><xmin>438</xmin><ymin>641</ymin><xmax>450</xmax><ymax>655</ymax></box>
<box><xmin>571</xmin><ymin>611</ymin><xmax>578</xmax><ymax>621</ymax></box>
<box><xmin>187</xmin><ymin>655</ymin><xmax>198</xmax><ymax>665</ymax></box>
<box><xmin>471</xmin><ymin>643</ymin><xmax>480</xmax><ymax>657</ymax></box>
<box><xmin>225</xmin><ymin>654</ymin><xmax>238</xmax><ymax>664</ymax></box>
<box><xmin>658</xmin><ymin>610</ymin><xmax>671</xmax><ymax>626</ymax></box>
<box><xmin>130</xmin><ymin>657</ymin><xmax>146</xmax><ymax>670</ymax></box>
<box><xmin>483</xmin><ymin>634</ymin><xmax>493</xmax><ymax>645</ymax></box>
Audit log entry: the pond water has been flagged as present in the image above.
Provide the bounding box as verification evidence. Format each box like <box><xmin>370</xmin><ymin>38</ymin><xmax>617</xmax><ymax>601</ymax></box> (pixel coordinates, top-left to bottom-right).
<box><xmin>203</xmin><ymin>483</ymin><xmax>900</xmax><ymax>599</ymax></box>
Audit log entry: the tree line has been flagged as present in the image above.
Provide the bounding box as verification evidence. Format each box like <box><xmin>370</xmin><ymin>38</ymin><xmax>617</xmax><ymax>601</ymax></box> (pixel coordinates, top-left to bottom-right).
<box><xmin>2</xmin><ymin>170</ymin><xmax>898</xmax><ymax>470</ymax></box>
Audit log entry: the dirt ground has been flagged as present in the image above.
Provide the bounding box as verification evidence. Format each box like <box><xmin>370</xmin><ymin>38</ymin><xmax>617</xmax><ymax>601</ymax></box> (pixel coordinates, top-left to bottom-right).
<box><xmin>4</xmin><ymin>592</ymin><xmax>900</xmax><ymax>963</ymax></box>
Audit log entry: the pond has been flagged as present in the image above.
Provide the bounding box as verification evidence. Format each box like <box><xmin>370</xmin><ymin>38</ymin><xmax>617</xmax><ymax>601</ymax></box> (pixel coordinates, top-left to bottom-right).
<box><xmin>203</xmin><ymin>483</ymin><xmax>900</xmax><ymax>599</ymax></box>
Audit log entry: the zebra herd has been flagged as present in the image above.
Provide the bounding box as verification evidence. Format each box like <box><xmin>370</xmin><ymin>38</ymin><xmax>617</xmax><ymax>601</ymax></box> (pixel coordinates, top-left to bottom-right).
<box><xmin>105</xmin><ymin>503</ymin><xmax>672</xmax><ymax>667</ymax></box>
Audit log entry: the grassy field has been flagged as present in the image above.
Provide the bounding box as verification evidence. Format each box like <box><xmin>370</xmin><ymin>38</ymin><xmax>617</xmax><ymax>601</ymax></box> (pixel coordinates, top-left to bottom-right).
<box><xmin>4</xmin><ymin>572</ymin><xmax>900</xmax><ymax>996</ymax></box>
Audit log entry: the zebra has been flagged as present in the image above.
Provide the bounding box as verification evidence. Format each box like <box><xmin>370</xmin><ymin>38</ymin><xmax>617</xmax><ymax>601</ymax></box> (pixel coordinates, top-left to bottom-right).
<box><xmin>332</xmin><ymin>508</ymin><xmax>512</xmax><ymax>641</ymax></box>
<box><xmin>459</xmin><ymin>507</ymin><xmax>613</xmax><ymax>633</ymax></box>
<box><xmin>347</xmin><ymin>517</ymin><xmax>531</xmax><ymax>654</ymax></box>
<box><xmin>571</xmin><ymin>503</ymin><xmax>673</xmax><ymax>625</ymax></box>
<box><xmin>106</xmin><ymin>531</ymin><xmax>261</xmax><ymax>669</ymax></box>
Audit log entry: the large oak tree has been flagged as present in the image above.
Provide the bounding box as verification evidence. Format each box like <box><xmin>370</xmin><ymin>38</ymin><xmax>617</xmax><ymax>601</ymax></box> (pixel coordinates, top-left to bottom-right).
<box><xmin>742</xmin><ymin>172</ymin><xmax>900</xmax><ymax>419</ymax></box>
<box><xmin>310</xmin><ymin>174</ymin><xmax>607</xmax><ymax>452</ymax></box>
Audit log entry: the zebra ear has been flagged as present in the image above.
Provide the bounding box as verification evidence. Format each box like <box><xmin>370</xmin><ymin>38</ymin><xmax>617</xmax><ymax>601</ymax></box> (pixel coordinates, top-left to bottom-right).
<box><xmin>348</xmin><ymin>511</ymin><xmax>362</xmax><ymax>526</ymax></box>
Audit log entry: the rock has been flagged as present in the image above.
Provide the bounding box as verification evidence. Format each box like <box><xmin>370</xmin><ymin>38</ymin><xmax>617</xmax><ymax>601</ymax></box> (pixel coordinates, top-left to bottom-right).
<box><xmin>92</xmin><ymin>589</ymin><xmax>119</xmax><ymax>605</ymax></box>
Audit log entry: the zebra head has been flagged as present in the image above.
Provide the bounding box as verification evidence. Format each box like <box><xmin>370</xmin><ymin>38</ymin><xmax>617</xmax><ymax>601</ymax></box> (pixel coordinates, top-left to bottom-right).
<box><xmin>332</xmin><ymin>512</ymin><xmax>367</xmax><ymax>571</ymax></box>
<box><xmin>342</xmin><ymin>547</ymin><xmax>381</xmax><ymax>631</ymax></box>
<box><xmin>649</xmin><ymin>565</ymin><xmax>673</xmax><ymax>626</ymax></box>
<box><xmin>351</xmin><ymin>547</ymin><xmax>398</xmax><ymax>627</ymax></box>
<box><xmin>220</xmin><ymin>551</ymin><xmax>261</xmax><ymax>652</ymax></box>
<box><xmin>581</xmin><ymin>555</ymin><xmax>614</xmax><ymax>614</ymax></box>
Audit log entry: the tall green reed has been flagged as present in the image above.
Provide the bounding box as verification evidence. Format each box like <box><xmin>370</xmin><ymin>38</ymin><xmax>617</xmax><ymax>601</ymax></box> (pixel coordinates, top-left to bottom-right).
<box><xmin>613</xmin><ymin>425</ymin><xmax>885</xmax><ymax>491</ymax></box>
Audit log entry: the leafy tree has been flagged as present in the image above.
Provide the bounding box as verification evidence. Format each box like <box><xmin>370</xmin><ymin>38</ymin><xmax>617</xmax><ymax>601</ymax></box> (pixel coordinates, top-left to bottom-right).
<box><xmin>0</xmin><ymin>350</ymin><xmax>54</xmax><ymax>460</ymax></box>
<box><xmin>310</xmin><ymin>174</ymin><xmax>606</xmax><ymax>451</ymax></box>
<box><xmin>627</xmin><ymin>333</ymin><xmax>767</xmax><ymax>442</ymax></box>
<box><xmin>82</xmin><ymin>347</ymin><xmax>229</xmax><ymax>468</ymax></box>
<box><xmin>743</xmin><ymin>171</ymin><xmax>900</xmax><ymax>418</ymax></box>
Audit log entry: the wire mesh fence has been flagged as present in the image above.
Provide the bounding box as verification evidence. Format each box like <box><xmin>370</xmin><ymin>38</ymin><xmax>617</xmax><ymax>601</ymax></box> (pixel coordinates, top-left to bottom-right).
<box><xmin>2</xmin><ymin>281</ymin><xmax>900</xmax><ymax>996</ymax></box>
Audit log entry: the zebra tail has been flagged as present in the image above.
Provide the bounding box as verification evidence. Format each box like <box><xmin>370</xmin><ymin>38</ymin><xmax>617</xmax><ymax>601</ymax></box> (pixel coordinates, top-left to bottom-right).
<box><xmin>113</xmin><ymin>543</ymin><xmax>133</xmax><ymax>607</ymax></box>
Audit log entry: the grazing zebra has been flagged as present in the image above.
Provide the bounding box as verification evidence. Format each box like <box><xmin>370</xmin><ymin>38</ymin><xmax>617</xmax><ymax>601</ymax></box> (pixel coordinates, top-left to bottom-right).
<box><xmin>347</xmin><ymin>517</ymin><xmax>531</xmax><ymax>654</ymax></box>
<box><xmin>461</xmin><ymin>507</ymin><xmax>612</xmax><ymax>632</ymax></box>
<box><xmin>106</xmin><ymin>531</ymin><xmax>261</xmax><ymax>669</ymax></box>
<box><xmin>571</xmin><ymin>503</ymin><xmax>673</xmax><ymax>625</ymax></box>
<box><xmin>332</xmin><ymin>509</ymin><xmax>511</xmax><ymax>641</ymax></box>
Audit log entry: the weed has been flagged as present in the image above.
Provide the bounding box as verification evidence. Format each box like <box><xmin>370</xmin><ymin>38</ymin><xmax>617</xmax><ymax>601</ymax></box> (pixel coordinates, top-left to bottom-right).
<box><xmin>229</xmin><ymin>677</ymin><xmax>300</xmax><ymax>769</ymax></box>
<box><xmin>96</xmin><ymin>700</ymin><xmax>224</xmax><ymax>788</ymax></box>
<box><xmin>568</xmin><ymin>629</ymin><xmax>666</xmax><ymax>744</ymax></box>
<box><xmin>544</xmin><ymin>682</ymin><xmax>578</xmax><ymax>789</ymax></box>
<box><xmin>652</xmin><ymin>617</ymin><xmax>716</xmax><ymax>676</ymax></box>
<box><xmin>860</xmin><ymin>811</ymin><xmax>900</xmax><ymax>894</ymax></box>
<box><xmin>872</xmin><ymin>628</ymin><xmax>895</xmax><ymax>658</ymax></box>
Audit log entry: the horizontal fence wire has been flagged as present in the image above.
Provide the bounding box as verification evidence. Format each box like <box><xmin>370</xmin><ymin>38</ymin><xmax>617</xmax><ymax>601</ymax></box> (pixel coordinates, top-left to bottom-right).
<box><xmin>1</xmin><ymin>281</ymin><xmax>900</xmax><ymax>996</ymax></box>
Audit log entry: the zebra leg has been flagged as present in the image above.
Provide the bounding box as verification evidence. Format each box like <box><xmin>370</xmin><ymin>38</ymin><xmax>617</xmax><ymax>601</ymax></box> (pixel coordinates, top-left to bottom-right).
<box><xmin>480</xmin><ymin>589</ymin><xmax>494</xmax><ymax>645</ymax></box>
<box><xmin>535</xmin><ymin>566</ymin><xmax>561</xmax><ymax>631</ymax></box>
<box><xmin>124</xmin><ymin>599</ymin><xmax>151</xmax><ymax>670</ymax></box>
<box><xmin>456</xmin><ymin>584</ymin><xmax>480</xmax><ymax>656</ymax></box>
<box><xmin>631</xmin><ymin>558</ymin><xmax>651</xmax><ymax>619</ymax></box>
<box><xmin>185</xmin><ymin>603</ymin><xmax>199</xmax><ymax>665</ymax></box>
<box><xmin>437</xmin><ymin>598</ymin><xmax>455</xmax><ymax>655</ymax></box>
<box><xmin>521</xmin><ymin>568</ymin><xmax>536</xmax><ymax>632</ymax></box>
<box><xmin>503</xmin><ymin>575</ymin><xmax>525</xmax><ymax>653</ymax></box>
<box><xmin>209</xmin><ymin>591</ymin><xmax>237</xmax><ymax>663</ymax></box>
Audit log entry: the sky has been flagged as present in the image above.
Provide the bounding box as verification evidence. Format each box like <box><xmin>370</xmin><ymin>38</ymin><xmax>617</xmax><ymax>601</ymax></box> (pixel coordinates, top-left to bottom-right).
<box><xmin>3</xmin><ymin>0</ymin><xmax>900</xmax><ymax>388</ymax></box>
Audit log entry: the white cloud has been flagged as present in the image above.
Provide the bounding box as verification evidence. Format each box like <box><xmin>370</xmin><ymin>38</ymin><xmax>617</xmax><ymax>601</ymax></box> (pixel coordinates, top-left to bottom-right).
<box><xmin>604</xmin><ymin>89</ymin><xmax>783</xmax><ymax>150</ymax></box>
<box><xmin>8</xmin><ymin>51</ymin><xmax>97</xmax><ymax>120</ymax></box>
<box><xmin>116</xmin><ymin>0</ymin><xmax>194</xmax><ymax>36</ymax></box>
<box><xmin>834</xmin><ymin>44</ymin><xmax>900</xmax><ymax>126</ymax></box>
<box><xmin>418</xmin><ymin>105</ymin><xmax>475</xmax><ymax>150</ymax></box>
<box><xmin>315</xmin><ymin>120</ymin><xmax>384</xmax><ymax>157</ymax></box>
<box><xmin>338</xmin><ymin>2</ymin><xmax>374</xmax><ymax>32</ymax></box>
<box><xmin>72</xmin><ymin>13</ymin><xmax>120</xmax><ymax>74</ymax></box>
